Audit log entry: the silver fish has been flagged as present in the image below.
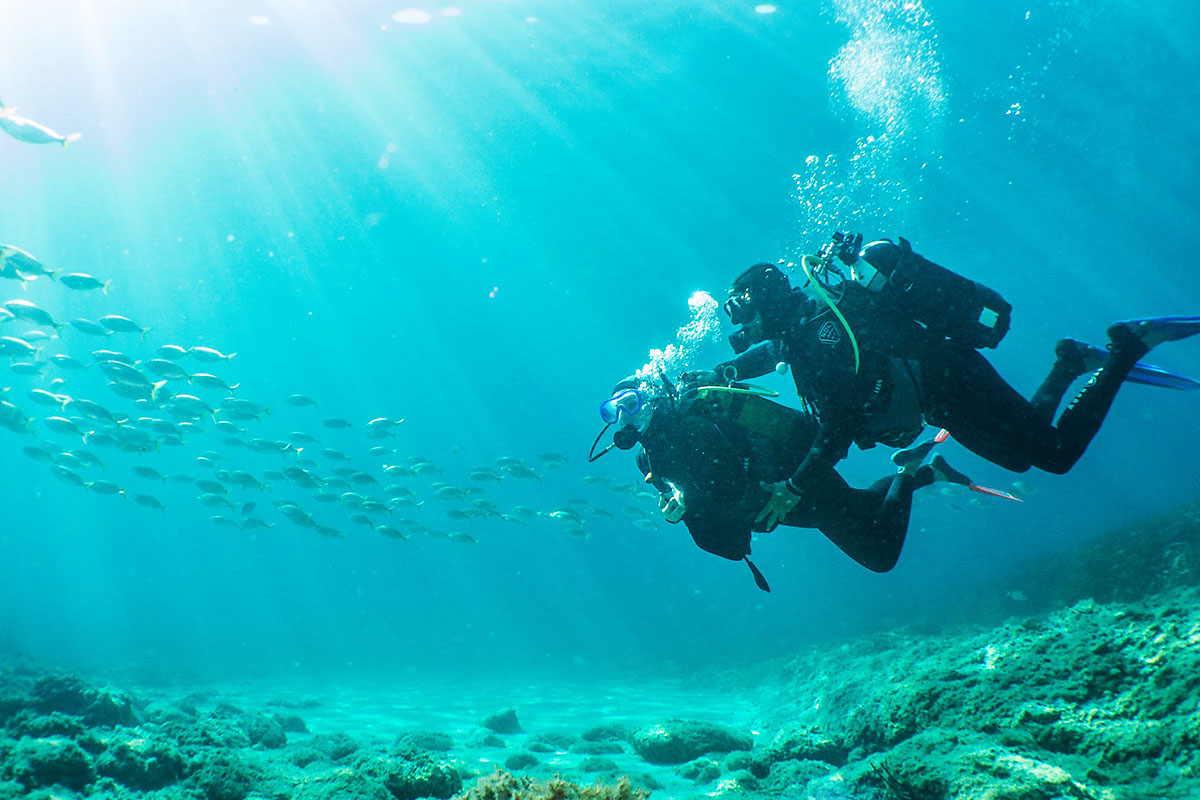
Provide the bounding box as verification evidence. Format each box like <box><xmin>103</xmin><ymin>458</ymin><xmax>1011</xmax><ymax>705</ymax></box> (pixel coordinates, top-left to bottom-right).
<box><xmin>60</xmin><ymin>273</ymin><xmax>110</xmax><ymax>293</ymax></box>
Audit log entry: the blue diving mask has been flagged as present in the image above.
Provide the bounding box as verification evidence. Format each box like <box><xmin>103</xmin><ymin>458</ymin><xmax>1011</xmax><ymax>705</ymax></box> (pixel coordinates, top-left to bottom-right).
<box><xmin>599</xmin><ymin>388</ymin><xmax>644</xmax><ymax>425</ymax></box>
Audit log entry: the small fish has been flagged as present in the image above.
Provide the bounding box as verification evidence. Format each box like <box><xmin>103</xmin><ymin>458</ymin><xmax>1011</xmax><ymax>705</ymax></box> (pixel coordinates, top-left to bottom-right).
<box><xmin>22</xmin><ymin>445</ymin><xmax>56</xmax><ymax>463</ymax></box>
<box><xmin>97</xmin><ymin>361</ymin><xmax>152</xmax><ymax>387</ymax></box>
<box><xmin>320</xmin><ymin>448</ymin><xmax>350</xmax><ymax>462</ymax></box>
<box><xmin>240</xmin><ymin>501</ymin><xmax>256</xmax><ymax>515</ymax></box>
<box><xmin>502</xmin><ymin>464</ymin><xmax>543</xmax><ymax>483</ymax></box>
<box><xmin>322</xmin><ymin>417</ymin><xmax>353</xmax><ymax>429</ymax></box>
<box><xmin>0</xmin><ymin>244</ymin><xmax>56</xmax><ymax>282</ymax></box>
<box><xmin>539</xmin><ymin>452</ymin><xmax>569</xmax><ymax>465</ymax></box>
<box><xmin>83</xmin><ymin>431</ymin><xmax>118</xmax><ymax>448</ymax></box>
<box><xmin>248</xmin><ymin>438</ymin><xmax>293</xmax><ymax>455</ymax></box>
<box><xmin>60</xmin><ymin>273</ymin><xmax>110</xmax><ymax>293</ymax></box>
<box><xmin>168</xmin><ymin>394</ymin><xmax>216</xmax><ymax>418</ymax></box>
<box><xmin>3</xmin><ymin>299</ymin><xmax>63</xmax><ymax>329</ymax></box>
<box><xmin>362</xmin><ymin>500</ymin><xmax>390</xmax><ymax>515</ymax></box>
<box><xmin>65</xmin><ymin>398</ymin><xmax>124</xmax><ymax>426</ymax></box>
<box><xmin>376</xmin><ymin>525</ymin><xmax>408</xmax><ymax>540</ymax></box>
<box><xmin>70</xmin><ymin>318</ymin><xmax>111</xmax><ymax>337</ymax></box>
<box><xmin>349</xmin><ymin>472</ymin><xmax>378</xmax><ymax>486</ymax></box>
<box><xmin>210</xmin><ymin>516</ymin><xmax>241</xmax><ymax>529</ymax></box>
<box><xmin>448</xmin><ymin>532</ymin><xmax>477</xmax><ymax>545</ymax></box>
<box><xmin>50</xmin><ymin>354</ymin><xmax>88</xmax><ymax>371</ymax></box>
<box><xmin>89</xmin><ymin>480</ymin><xmax>123</xmax><ymax>496</ymax></box>
<box><xmin>144</xmin><ymin>359</ymin><xmax>192</xmax><ymax>381</ymax></box>
<box><xmin>43</xmin><ymin>416</ymin><xmax>86</xmax><ymax>437</ymax></box>
<box><xmin>368</xmin><ymin>446</ymin><xmax>395</xmax><ymax>457</ymax></box>
<box><xmin>285</xmin><ymin>394</ymin><xmax>318</xmax><ymax>408</ymax></box>
<box><xmin>52</xmin><ymin>452</ymin><xmax>88</xmax><ymax>470</ymax></box>
<box><xmin>0</xmin><ymin>336</ymin><xmax>39</xmax><ymax>358</ymax></box>
<box><xmin>99</xmin><ymin>314</ymin><xmax>150</xmax><ymax>339</ymax></box>
<box><xmin>188</xmin><ymin>346</ymin><xmax>235</xmax><ymax>363</ymax></box>
<box><xmin>316</xmin><ymin>525</ymin><xmax>343</xmax><ymax>539</ymax></box>
<box><xmin>9</xmin><ymin>362</ymin><xmax>45</xmax><ymax>375</ymax></box>
<box><xmin>191</xmin><ymin>373</ymin><xmax>239</xmax><ymax>393</ymax></box>
<box><xmin>51</xmin><ymin>465</ymin><xmax>87</xmax><ymax>487</ymax></box>
<box><xmin>242</xmin><ymin>517</ymin><xmax>274</xmax><ymax>530</ymax></box>
<box><xmin>195</xmin><ymin>479</ymin><xmax>226</xmax><ymax>495</ymax></box>
<box><xmin>339</xmin><ymin>492</ymin><xmax>366</xmax><ymax>508</ymax></box>
<box><xmin>290</xmin><ymin>431</ymin><xmax>320</xmax><ymax>445</ymax></box>
<box><xmin>469</xmin><ymin>468</ymin><xmax>502</xmax><ymax>484</ymax></box>
<box><xmin>108</xmin><ymin>382</ymin><xmax>154</xmax><ymax>402</ymax></box>
<box><xmin>26</xmin><ymin>388</ymin><xmax>67</xmax><ymax>408</ymax></box>
<box><xmin>156</xmin><ymin>345</ymin><xmax>189</xmax><ymax>360</ymax></box>
<box><xmin>215</xmin><ymin>420</ymin><xmax>245</xmax><ymax>435</ymax></box>
<box><xmin>0</xmin><ymin>307</ymin><xmax>12</xmax><ymax>322</ymax></box>
<box><xmin>133</xmin><ymin>494</ymin><xmax>166</xmax><ymax>511</ymax></box>
<box><xmin>0</xmin><ymin>104</ymin><xmax>82</xmax><ymax>148</ymax></box>
<box><xmin>133</xmin><ymin>465</ymin><xmax>167</xmax><ymax>483</ymax></box>
<box><xmin>199</xmin><ymin>493</ymin><xmax>236</xmax><ymax>510</ymax></box>
<box><xmin>92</xmin><ymin>349</ymin><xmax>136</xmax><ymax>365</ymax></box>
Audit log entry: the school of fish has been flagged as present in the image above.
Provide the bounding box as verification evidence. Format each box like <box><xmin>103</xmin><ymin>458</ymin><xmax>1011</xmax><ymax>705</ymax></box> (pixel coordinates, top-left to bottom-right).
<box><xmin>0</xmin><ymin>244</ymin><xmax>665</xmax><ymax>545</ymax></box>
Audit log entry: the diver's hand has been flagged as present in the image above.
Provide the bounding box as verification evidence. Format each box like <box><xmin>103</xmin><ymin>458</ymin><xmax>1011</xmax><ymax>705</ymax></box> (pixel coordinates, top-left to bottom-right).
<box><xmin>658</xmin><ymin>481</ymin><xmax>686</xmax><ymax>523</ymax></box>
<box><xmin>833</xmin><ymin>231</ymin><xmax>863</xmax><ymax>265</ymax></box>
<box><xmin>756</xmin><ymin>480</ymin><xmax>803</xmax><ymax>531</ymax></box>
<box><xmin>680</xmin><ymin>369</ymin><xmax>721</xmax><ymax>387</ymax></box>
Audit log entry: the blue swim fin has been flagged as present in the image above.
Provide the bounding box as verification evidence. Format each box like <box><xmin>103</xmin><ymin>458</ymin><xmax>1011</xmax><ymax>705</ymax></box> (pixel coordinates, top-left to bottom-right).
<box><xmin>1111</xmin><ymin>315</ymin><xmax>1200</xmax><ymax>348</ymax></box>
<box><xmin>1075</xmin><ymin>341</ymin><xmax>1200</xmax><ymax>391</ymax></box>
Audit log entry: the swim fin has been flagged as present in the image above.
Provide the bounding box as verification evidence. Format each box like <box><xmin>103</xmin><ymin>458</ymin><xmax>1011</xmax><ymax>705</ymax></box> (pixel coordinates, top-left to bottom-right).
<box><xmin>1110</xmin><ymin>315</ymin><xmax>1200</xmax><ymax>349</ymax></box>
<box><xmin>1074</xmin><ymin>341</ymin><xmax>1200</xmax><ymax>390</ymax></box>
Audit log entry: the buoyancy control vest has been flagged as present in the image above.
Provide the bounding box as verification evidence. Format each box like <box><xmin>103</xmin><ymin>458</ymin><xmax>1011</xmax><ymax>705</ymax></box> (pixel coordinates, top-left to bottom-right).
<box><xmin>849</xmin><ymin>237</ymin><xmax>1012</xmax><ymax>350</ymax></box>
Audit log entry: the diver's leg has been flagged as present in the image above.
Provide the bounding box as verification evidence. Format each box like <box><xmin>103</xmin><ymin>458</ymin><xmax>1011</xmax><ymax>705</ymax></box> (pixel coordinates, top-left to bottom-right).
<box><xmin>1029</xmin><ymin>339</ymin><xmax>1092</xmax><ymax>423</ymax></box>
<box><xmin>786</xmin><ymin>470</ymin><xmax>911</xmax><ymax>573</ymax></box>
<box><xmin>1047</xmin><ymin>325</ymin><xmax>1147</xmax><ymax>470</ymax></box>
<box><xmin>922</xmin><ymin>339</ymin><xmax>1144</xmax><ymax>475</ymax></box>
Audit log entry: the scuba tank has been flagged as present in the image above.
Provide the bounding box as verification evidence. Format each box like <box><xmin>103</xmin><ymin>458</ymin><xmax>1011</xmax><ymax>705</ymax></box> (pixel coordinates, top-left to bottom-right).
<box><xmin>845</xmin><ymin>236</ymin><xmax>1012</xmax><ymax>350</ymax></box>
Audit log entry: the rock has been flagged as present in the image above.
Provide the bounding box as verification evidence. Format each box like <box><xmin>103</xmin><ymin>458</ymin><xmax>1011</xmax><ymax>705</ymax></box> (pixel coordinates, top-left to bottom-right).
<box><xmin>143</xmin><ymin>702</ymin><xmax>194</xmax><ymax>725</ymax></box>
<box><xmin>162</xmin><ymin>715</ymin><xmax>252</xmax><ymax>750</ymax></box>
<box><xmin>581</xmin><ymin>723</ymin><xmax>630</xmax><ymax>742</ymax></box>
<box><xmin>569</xmin><ymin>739</ymin><xmax>625</xmax><ymax>755</ymax></box>
<box><xmin>9</xmin><ymin>736</ymin><xmax>96</xmax><ymax>791</ymax></box>
<box><xmin>286</xmin><ymin>746</ymin><xmax>328</xmax><ymax>769</ymax></box>
<box><xmin>766</xmin><ymin>727</ymin><xmax>848</xmax><ymax>767</ymax></box>
<box><xmin>95</xmin><ymin>737</ymin><xmax>187</xmax><ymax>790</ymax></box>
<box><xmin>186</xmin><ymin>752</ymin><xmax>261</xmax><ymax>800</ymax></box>
<box><xmin>274</xmin><ymin>713</ymin><xmax>309</xmax><ymax>733</ymax></box>
<box><xmin>396</xmin><ymin>731</ymin><xmax>454</xmax><ymax>752</ymax></box>
<box><xmin>723</xmin><ymin>750</ymin><xmax>768</xmax><ymax>778</ymax></box>
<box><xmin>479</xmin><ymin>708</ymin><xmax>522</xmax><ymax>734</ymax></box>
<box><xmin>0</xmin><ymin>691</ymin><xmax>31</xmax><ymax>727</ymax></box>
<box><xmin>580</xmin><ymin>756</ymin><xmax>620</xmax><ymax>773</ymax></box>
<box><xmin>30</xmin><ymin>675</ymin><xmax>138</xmax><ymax>728</ymax></box>
<box><xmin>760</xmin><ymin>760</ymin><xmax>836</xmax><ymax>797</ymax></box>
<box><xmin>630</xmin><ymin>720</ymin><xmax>753</xmax><ymax>765</ymax></box>
<box><xmin>294</xmin><ymin>766</ymin><xmax>391</xmax><ymax>800</ymax></box>
<box><xmin>525</xmin><ymin>741</ymin><xmax>555</xmax><ymax>753</ymax></box>
<box><xmin>525</xmin><ymin>732</ymin><xmax>576</xmax><ymax>751</ymax></box>
<box><xmin>5</xmin><ymin>710</ymin><xmax>86</xmax><ymax>739</ymax></box>
<box><xmin>676</xmin><ymin>757</ymin><xmax>721</xmax><ymax>783</ymax></box>
<box><xmin>310</xmin><ymin>732</ymin><xmax>359</xmax><ymax>761</ymax></box>
<box><xmin>467</xmin><ymin>733</ymin><xmax>505</xmax><ymax>749</ymax></box>
<box><xmin>353</xmin><ymin>748</ymin><xmax>461</xmax><ymax>800</ymax></box>
<box><xmin>503</xmin><ymin>752</ymin><xmax>539</xmax><ymax>770</ymax></box>
<box><xmin>241</xmin><ymin>712</ymin><xmax>287</xmax><ymax>749</ymax></box>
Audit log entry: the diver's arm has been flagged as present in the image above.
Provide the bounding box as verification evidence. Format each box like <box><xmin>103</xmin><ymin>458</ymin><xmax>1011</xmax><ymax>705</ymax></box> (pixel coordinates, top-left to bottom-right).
<box><xmin>636</xmin><ymin>448</ymin><xmax>670</xmax><ymax>493</ymax></box>
<box><xmin>712</xmin><ymin>340</ymin><xmax>781</xmax><ymax>383</ymax></box>
<box><xmin>788</xmin><ymin>419</ymin><xmax>854</xmax><ymax>488</ymax></box>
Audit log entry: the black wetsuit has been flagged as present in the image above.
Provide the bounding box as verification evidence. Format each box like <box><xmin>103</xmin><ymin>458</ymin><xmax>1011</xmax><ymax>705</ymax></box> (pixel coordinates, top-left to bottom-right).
<box><xmin>722</xmin><ymin>260</ymin><xmax>1149</xmax><ymax>480</ymax></box>
<box><xmin>634</xmin><ymin>389</ymin><xmax>919</xmax><ymax>573</ymax></box>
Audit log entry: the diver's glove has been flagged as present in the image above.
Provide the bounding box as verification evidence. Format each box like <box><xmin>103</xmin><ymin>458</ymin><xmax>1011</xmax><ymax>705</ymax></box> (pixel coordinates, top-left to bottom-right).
<box><xmin>756</xmin><ymin>479</ymin><xmax>803</xmax><ymax>531</ymax></box>
<box><xmin>658</xmin><ymin>480</ymin><xmax>687</xmax><ymax>523</ymax></box>
<box><xmin>832</xmin><ymin>231</ymin><xmax>863</xmax><ymax>265</ymax></box>
<box><xmin>680</xmin><ymin>369</ymin><xmax>723</xmax><ymax>388</ymax></box>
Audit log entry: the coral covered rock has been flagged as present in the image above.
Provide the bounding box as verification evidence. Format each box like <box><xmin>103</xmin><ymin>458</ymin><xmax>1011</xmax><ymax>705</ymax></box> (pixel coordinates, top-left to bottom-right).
<box><xmin>479</xmin><ymin>708</ymin><xmax>522</xmax><ymax>734</ymax></box>
<box><xmin>629</xmin><ymin>720</ymin><xmax>753</xmax><ymax>765</ymax></box>
<box><xmin>455</xmin><ymin>769</ymin><xmax>649</xmax><ymax>800</ymax></box>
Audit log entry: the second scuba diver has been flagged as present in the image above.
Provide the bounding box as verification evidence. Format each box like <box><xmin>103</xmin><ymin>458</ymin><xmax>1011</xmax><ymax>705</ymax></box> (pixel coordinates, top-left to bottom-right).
<box><xmin>716</xmin><ymin>232</ymin><xmax>1200</xmax><ymax>529</ymax></box>
<box><xmin>590</xmin><ymin>372</ymin><xmax>985</xmax><ymax>591</ymax></box>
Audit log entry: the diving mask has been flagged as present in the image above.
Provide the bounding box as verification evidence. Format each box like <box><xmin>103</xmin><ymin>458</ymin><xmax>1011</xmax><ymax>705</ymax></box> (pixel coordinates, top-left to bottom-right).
<box><xmin>599</xmin><ymin>388</ymin><xmax>645</xmax><ymax>425</ymax></box>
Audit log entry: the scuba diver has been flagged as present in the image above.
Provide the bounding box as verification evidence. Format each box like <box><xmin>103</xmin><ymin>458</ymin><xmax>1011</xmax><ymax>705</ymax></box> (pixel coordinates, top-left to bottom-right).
<box><xmin>717</xmin><ymin>232</ymin><xmax>1200</xmax><ymax>529</ymax></box>
<box><xmin>589</xmin><ymin>372</ymin><xmax>993</xmax><ymax>591</ymax></box>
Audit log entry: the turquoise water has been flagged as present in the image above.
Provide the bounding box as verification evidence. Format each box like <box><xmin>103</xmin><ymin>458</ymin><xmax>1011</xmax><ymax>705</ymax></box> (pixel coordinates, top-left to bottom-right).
<box><xmin>1</xmin><ymin>0</ymin><xmax>1198</xmax><ymax>689</ymax></box>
